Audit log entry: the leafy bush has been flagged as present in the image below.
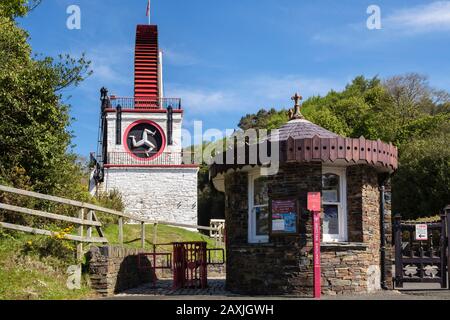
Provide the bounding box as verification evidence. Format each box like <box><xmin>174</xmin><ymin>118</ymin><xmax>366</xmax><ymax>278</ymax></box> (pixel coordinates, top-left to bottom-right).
<box><xmin>21</xmin><ymin>230</ymin><xmax>76</xmax><ymax>266</ymax></box>
<box><xmin>392</xmin><ymin>133</ymin><xmax>450</xmax><ymax>219</ymax></box>
<box><xmin>93</xmin><ymin>189</ymin><xmax>125</xmax><ymax>226</ymax></box>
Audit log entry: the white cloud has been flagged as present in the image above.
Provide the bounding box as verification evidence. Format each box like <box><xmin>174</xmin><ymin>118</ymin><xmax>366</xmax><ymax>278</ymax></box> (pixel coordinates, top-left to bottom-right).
<box><xmin>242</xmin><ymin>75</ymin><xmax>341</xmax><ymax>101</ymax></box>
<box><xmin>162</xmin><ymin>48</ymin><xmax>199</xmax><ymax>66</ymax></box>
<box><xmin>166</xmin><ymin>74</ymin><xmax>343</xmax><ymax>115</ymax></box>
<box><xmin>312</xmin><ymin>1</ymin><xmax>450</xmax><ymax>46</ymax></box>
<box><xmin>87</xmin><ymin>45</ymin><xmax>133</xmax><ymax>85</ymax></box>
<box><xmin>69</xmin><ymin>43</ymin><xmax>134</xmax><ymax>105</ymax></box>
<box><xmin>167</xmin><ymin>86</ymin><xmax>236</xmax><ymax>114</ymax></box>
<box><xmin>387</xmin><ymin>1</ymin><xmax>450</xmax><ymax>33</ymax></box>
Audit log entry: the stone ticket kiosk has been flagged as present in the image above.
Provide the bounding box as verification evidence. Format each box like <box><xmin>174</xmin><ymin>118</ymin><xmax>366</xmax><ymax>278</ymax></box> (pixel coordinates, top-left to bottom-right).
<box><xmin>210</xmin><ymin>94</ymin><xmax>398</xmax><ymax>296</ymax></box>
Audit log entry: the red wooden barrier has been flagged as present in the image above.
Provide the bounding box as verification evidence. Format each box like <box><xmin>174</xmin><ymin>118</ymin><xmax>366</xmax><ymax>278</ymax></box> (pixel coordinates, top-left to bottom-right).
<box><xmin>172</xmin><ymin>242</ymin><xmax>207</xmax><ymax>290</ymax></box>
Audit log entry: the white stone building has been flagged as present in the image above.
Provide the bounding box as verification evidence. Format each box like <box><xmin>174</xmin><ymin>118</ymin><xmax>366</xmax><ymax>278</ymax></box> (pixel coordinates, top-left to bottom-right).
<box><xmin>90</xmin><ymin>24</ymin><xmax>198</xmax><ymax>225</ymax></box>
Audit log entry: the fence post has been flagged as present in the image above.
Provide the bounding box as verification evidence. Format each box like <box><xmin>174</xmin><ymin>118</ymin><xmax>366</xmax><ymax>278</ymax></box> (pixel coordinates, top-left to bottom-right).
<box><xmin>76</xmin><ymin>208</ymin><xmax>85</xmax><ymax>261</ymax></box>
<box><xmin>440</xmin><ymin>213</ymin><xmax>447</xmax><ymax>288</ymax></box>
<box><xmin>153</xmin><ymin>223</ymin><xmax>158</xmax><ymax>244</ymax></box>
<box><xmin>446</xmin><ymin>205</ymin><xmax>450</xmax><ymax>290</ymax></box>
<box><xmin>394</xmin><ymin>214</ymin><xmax>403</xmax><ymax>288</ymax></box>
<box><xmin>87</xmin><ymin>210</ymin><xmax>93</xmax><ymax>239</ymax></box>
<box><xmin>141</xmin><ymin>222</ymin><xmax>146</xmax><ymax>249</ymax></box>
<box><xmin>219</xmin><ymin>225</ymin><xmax>224</xmax><ymax>247</ymax></box>
<box><xmin>118</xmin><ymin>217</ymin><xmax>124</xmax><ymax>245</ymax></box>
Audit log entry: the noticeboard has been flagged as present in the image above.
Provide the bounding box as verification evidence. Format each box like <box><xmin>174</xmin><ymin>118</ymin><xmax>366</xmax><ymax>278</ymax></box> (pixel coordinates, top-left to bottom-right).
<box><xmin>415</xmin><ymin>224</ymin><xmax>428</xmax><ymax>241</ymax></box>
<box><xmin>270</xmin><ymin>198</ymin><xmax>299</xmax><ymax>235</ymax></box>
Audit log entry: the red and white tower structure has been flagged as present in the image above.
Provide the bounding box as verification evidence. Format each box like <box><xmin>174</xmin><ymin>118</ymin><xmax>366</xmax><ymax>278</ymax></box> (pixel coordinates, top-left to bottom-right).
<box><xmin>91</xmin><ymin>24</ymin><xmax>199</xmax><ymax>225</ymax></box>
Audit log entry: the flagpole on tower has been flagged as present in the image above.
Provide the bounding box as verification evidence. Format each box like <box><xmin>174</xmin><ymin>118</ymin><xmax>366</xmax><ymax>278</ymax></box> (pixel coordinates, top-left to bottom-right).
<box><xmin>146</xmin><ymin>0</ymin><xmax>151</xmax><ymax>25</ymax></box>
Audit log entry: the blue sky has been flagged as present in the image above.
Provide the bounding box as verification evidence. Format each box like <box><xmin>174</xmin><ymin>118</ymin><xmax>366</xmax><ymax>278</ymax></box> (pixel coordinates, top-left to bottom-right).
<box><xmin>18</xmin><ymin>0</ymin><xmax>450</xmax><ymax>157</ymax></box>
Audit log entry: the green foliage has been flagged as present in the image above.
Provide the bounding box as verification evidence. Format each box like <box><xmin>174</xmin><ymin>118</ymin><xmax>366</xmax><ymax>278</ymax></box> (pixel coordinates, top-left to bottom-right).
<box><xmin>20</xmin><ymin>228</ymin><xmax>77</xmax><ymax>265</ymax></box>
<box><xmin>0</xmin><ymin>7</ymin><xmax>92</xmax><ymax>200</ymax></box>
<box><xmin>238</xmin><ymin>108</ymin><xmax>288</xmax><ymax>131</ymax></box>
<box><xmin>392</xmin><ymin>133</ymin><xmax>450</xmax><ymax>219</ymax></box>
<box><xmin>0</xmin><ymin>1</ymin><xmax>124</xmax><ymax>266</ymax></box>
<box><xmin>304</xmin><ymin>105</ymin><xmax>350</xmax><ymax>136</ymax></box>
<box><xmin>93</xmin><ymin>190</ymin><xmax>125</xmax><ymax>226</ymax></box>
<box><xmin>0</xmin><ymin>0</ymin><xmax>95</xmax><ymax>226</ymax></box>
<box><xmin>0</xmin><ymin>0</ymin><xmax>36</xmax><ymax>19</ymax></box>
<box><xmin>182</xmin><ymin>142</ymin><xmax>226</xmax><ymax>226</ymax></box>
<box><xmin>95</xmin><ymin>189</ymin><xmax>124</xmax><ymax>212</ymax></box>
<box><xmin>197</xmin><ymin>165</ymin><xmax>225</xmax><ymax>227</ymax></box>
<box><xmin>0</xmin><ymin>232</ymin><xmax>93</xmax><ymax>300</ymax></box>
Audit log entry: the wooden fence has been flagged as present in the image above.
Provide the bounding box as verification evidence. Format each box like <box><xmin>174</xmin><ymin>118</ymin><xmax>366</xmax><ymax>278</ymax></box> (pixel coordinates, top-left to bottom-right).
<box><xmin>0</xmin><ymin>184</ymin><xmax>222</xmax><ymax>260</ymax></box>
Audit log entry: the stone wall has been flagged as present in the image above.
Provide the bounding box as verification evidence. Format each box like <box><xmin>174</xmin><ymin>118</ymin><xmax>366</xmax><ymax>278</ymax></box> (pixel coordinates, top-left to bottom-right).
<box><xmin>224</xmin><ymin>163</ymin><xmax>392</xmax><ymax>296</ymax></box>
<box><xmin>87</xmin><ymin>246</ymin><xmax>154</xmax><ymax>296</ymax></box>
<box><xmin>102</xmin><ymin>167</ymin><xmax>198</xmax><ymax>225</ymax></box>
<box><xmin>321</xmin><ymin>166</ymin><xmax>392</xmax><ymax>294</ymax></box>
<box><xmin>225</xmin><ymin>163</ymin><xmax>321</xmax><ymax>295</ymax></box>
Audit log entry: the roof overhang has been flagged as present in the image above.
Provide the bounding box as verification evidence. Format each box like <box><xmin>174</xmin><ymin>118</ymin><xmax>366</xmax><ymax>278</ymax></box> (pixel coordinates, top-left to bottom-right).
<box><xmin>209</xmin><ymin>135</ymin><xmax>398</xmax><ymax>179</ymax></box>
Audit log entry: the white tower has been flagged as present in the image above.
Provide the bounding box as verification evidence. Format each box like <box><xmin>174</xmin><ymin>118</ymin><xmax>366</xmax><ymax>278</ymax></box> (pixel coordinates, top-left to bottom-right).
<box><xmin>91</xmin><ymin>25</ymin><xmax>198</xmax><ymax>226</ymax></box>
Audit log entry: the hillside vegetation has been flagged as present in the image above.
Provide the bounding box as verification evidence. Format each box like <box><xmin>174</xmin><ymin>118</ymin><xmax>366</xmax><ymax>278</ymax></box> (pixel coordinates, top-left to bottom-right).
<box><xmin>0</xmin><ymin>232</ymin><xmax>93</xmax><ymax>300</ymax></box>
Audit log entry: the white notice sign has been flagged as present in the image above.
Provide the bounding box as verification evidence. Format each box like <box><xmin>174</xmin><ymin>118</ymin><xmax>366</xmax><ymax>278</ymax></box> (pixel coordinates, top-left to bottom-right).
<box><xmin>272</xmin><ymin>219</ymin><xmax>285</xmax><ymax>231</ymax></box>
<box><xmin>415</xmin><ymin>224</ymin><xmax>428</xmax><ymax>241</ymax></box>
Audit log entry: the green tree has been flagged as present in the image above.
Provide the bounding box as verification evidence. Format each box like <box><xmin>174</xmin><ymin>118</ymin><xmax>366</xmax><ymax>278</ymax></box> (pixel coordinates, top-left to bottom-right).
<box><xmin>392</xmin><ymin>133</ymin><xmax>450</xmax><ymax>218</ymax></box>
<box><xmin>197</xmin><ymin>164</ymin><xmax>225</xmax><ymax>228</ymax></box>
<box><xmin>0</xmin><ymin>2</ymin><xmax>92</xmax><ymax>197</ymax></box>
<box><xmin>238</xmin><ymin>108</ymin><xmax>288</xmax><ymax>131</ymax></box>
<box><xmin>0</xmin><ymin>0</ymin><xmax>40</xmax><ymax>19</ymax></box>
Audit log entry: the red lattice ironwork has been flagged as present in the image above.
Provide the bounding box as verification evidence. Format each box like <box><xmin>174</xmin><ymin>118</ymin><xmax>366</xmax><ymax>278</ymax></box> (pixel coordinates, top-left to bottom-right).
<box><xmin>172</xmin><ymin>242</ymin><xmax>208</xmax><ymax>289</ymax></box>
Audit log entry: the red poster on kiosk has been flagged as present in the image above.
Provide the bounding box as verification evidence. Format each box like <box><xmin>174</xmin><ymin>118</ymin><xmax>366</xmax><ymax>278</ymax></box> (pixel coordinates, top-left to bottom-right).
<box><xmin>308</xmin><ymin>192</ymin><xmax>321</xmax><ymax>299</ymax></box>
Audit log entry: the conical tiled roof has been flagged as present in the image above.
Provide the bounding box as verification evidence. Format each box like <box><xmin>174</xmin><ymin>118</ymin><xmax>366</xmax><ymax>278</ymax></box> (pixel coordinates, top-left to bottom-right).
<box><xmin>272</xmin><ymin>118</ymin><xmax>340</xmax><ymax>141</ymax></box>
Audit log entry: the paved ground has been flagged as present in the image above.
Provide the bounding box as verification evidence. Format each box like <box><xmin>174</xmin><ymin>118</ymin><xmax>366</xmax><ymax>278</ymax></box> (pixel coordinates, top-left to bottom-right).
<box><xmin>109</xmin><ymin>278</ymin><xmax>450</xmax><ymax>300</ymax></box>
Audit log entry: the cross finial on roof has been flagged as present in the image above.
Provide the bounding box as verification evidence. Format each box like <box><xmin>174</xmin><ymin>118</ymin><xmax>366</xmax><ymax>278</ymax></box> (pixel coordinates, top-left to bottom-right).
<box><xmin>292</xmin><ymin>93</ymin><xmax>302</xmax><ymax>106</ymax></box>
<box><xmin>289</xmin><ymin>92</ymin><xmax>304</xmax><ymax>120</ymax></box>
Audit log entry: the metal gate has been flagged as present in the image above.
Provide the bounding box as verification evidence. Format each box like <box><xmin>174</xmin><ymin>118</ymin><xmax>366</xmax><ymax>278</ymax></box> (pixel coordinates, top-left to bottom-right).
<box><xmin>394</xmin><ymin>212</ymin><xmax>449</xmax><ymax>288</ymax></box>
<box><xmin>137</xmin><ymin>241</ymin><xmax>225</xmax><ymax>290</ymax></box>
<box><xmin>173</xmin><ymin>242</ymin><xmax>207</xmax><ymax>289</ymax></box>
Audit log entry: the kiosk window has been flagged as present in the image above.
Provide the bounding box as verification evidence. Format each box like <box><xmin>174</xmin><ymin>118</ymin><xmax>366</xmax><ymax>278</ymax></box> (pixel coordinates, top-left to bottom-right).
<box><xmin>248</xmin><ymin>174</ymin><xmax>269</xmax><ymax>243</ymax></box>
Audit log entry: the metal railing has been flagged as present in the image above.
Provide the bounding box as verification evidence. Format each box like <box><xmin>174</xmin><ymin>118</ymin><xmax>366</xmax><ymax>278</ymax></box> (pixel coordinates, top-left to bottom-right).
<box><xmin>210</xmin><ymin>219</ymin><xmax>225</xmax><ymax>247</ymax></box>
<box><xmin>106</xmin><ymin>151</ymin><xmax>197</xmax><ymax>166</ymax></box>
<box><xmin>109</xmin><ymin>96</ymin><xmax>182</xmax><ymax>110</ymax></box>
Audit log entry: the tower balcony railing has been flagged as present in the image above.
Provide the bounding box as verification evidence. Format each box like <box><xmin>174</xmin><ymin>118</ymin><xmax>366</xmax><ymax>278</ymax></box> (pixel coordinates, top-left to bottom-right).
<box><xmin>108</xmin><ymin>96</ymin><xmax>182</xmax><ymax>110</ymax></box>
<box><xmin>106</xmin><ymin>151</ymin><xmax>196</xmax><ymax>166</ymax></box>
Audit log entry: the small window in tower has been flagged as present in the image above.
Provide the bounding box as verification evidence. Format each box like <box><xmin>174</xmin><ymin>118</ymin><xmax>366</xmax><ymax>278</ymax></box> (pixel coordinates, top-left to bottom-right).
<box><xmin>322</xmin><ymin>167</ymin><xmax>348</xmax><ymax>242</ymax></box>
<box><xmin>248</xmin><ymin>172</ymin><xmax>269</xmax><ymax>243</ymax></box>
